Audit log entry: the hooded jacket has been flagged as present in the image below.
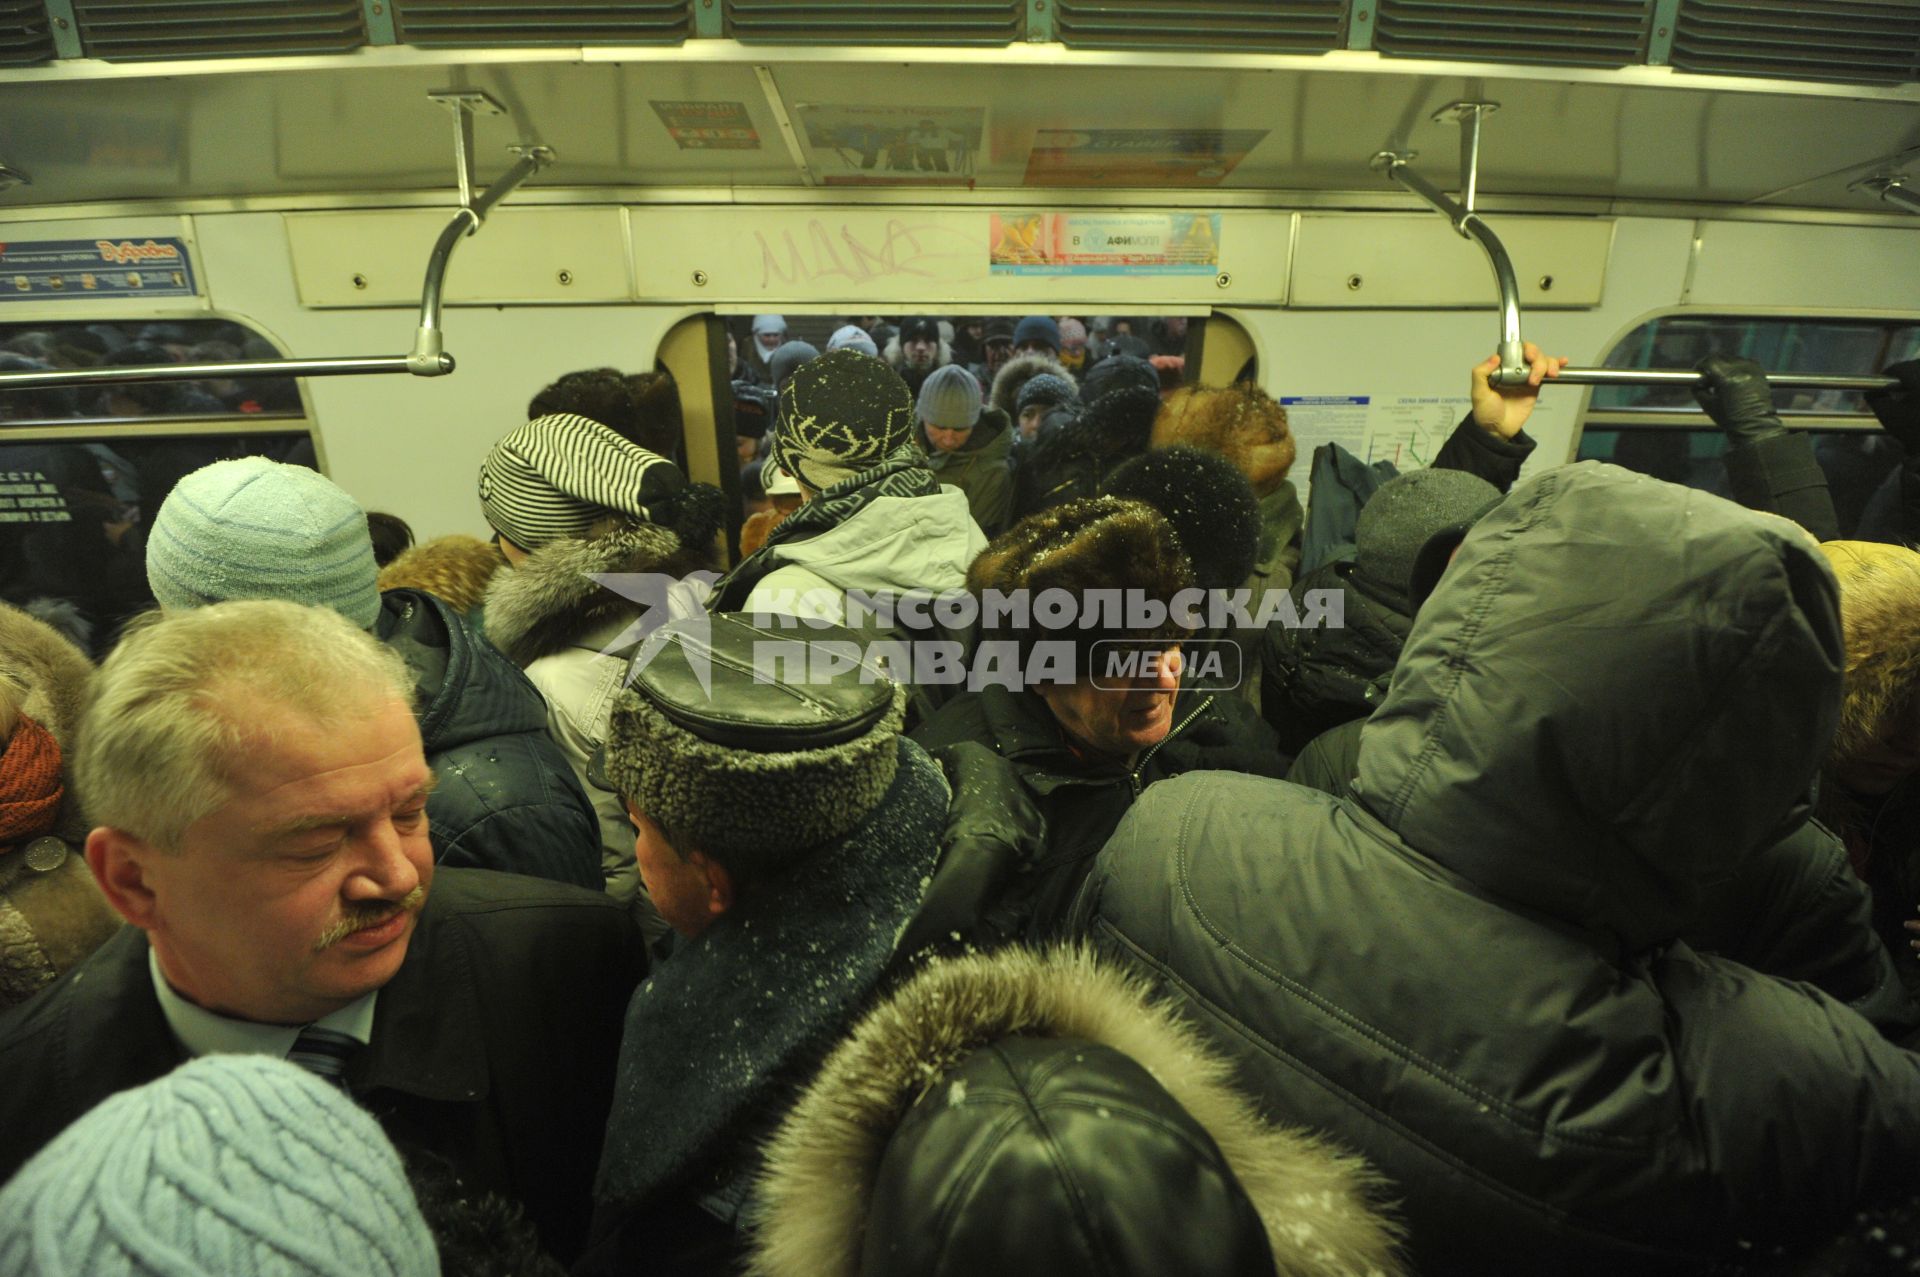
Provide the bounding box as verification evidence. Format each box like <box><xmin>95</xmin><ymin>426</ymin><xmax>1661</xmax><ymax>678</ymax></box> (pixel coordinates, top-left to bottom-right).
<box><xmin>1260</xmin><ymin>560</ymin><xmax>1409</xmax><ymax>755</ymax></box>
<box><xmin>748</xmin><ymin>947</ymin><xmax>1406</xmax><ymax>1277</ymax></box>
<box><xmin>374</xmin><ymin>588</ymin><xmax>599</xmax><ymax>889</ymax></box>
<box><xmin>923</xmin><ymin>407</ymin><xmax>1014</xmax><ymax>536</ymax></box>
<box><xmin>482</xmin><ymin>522</ymin><xmax>713</xmax><ymax>919</ymax></box>
<box><xmin>1076</xmin><ymin>464</ymin><xmax>1920</xmax><ymax>1274</ymax></box>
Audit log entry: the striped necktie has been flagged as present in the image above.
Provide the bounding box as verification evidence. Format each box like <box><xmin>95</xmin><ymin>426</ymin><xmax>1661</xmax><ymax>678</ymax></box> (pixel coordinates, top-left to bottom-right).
<box><xmin>288</xmin><ymin>1026</ymin><xmax>360</xmax><ymax>1086</ymax></box>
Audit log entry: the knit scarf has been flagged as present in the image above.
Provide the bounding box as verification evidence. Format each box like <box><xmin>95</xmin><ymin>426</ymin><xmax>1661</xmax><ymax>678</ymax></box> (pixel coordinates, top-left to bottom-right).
<box><xmin>0</xmin><ymin>714</ymin><xmax>64</xmax><ymax>852</ymax></box>
<box><xmin>707</xmin><ymin>454</ymin><xmax>940</xmax><ymax>612</ymax></box>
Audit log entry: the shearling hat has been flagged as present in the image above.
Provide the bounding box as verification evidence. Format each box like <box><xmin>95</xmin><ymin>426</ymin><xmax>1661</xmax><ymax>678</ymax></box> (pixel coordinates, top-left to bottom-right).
<box><xmin>1013</xmin><ymin>315</ymin><xmax>1061</xmax><ymax>352</ymax></box>
<box><xmin>146</xmin><ymin>456</ymin><xmax>381</xmax><ymax>630</ymax></box>
<box><xmin>769</xmin><ymin>340</ymin><xmax>821</xmax><ymax>392</ymax></box>
<box><xmin>771</xmin><ymin>350</ymin><xmax>918</xmax><ymax>493</ymax></box>
<box><xmin>0</xmin><ymin>1053</ymin><xmax>437</xmax><ymax>1277</ymax></box>
<box><xmin>1354</xmin><ymin>468</ymin><xmax>1502</xmax><ymax>616</ymax></box>
<box><xmin>917</xmin><ymin>365</ymin><xmax>982</xmax><ymax>431</ymax></box>
<box><xmin>479</xmin><ymin>412</ymin><xmax>687</xmax><ymax>552</ymax></box>
<box><xmin>1016</xmin><ymin>372</ymin><xmax>1078</xmax><ymax>418</ymax></box>
<box><xmin>604</xmin><ymin>615</ymin><xmax>907</xmax><ymax>868</ymax></box>
<box><xmin>1104</xmin><ymin>447</ymin><xmax>1260</xmax><ymax>594</ymax></box>
<box><xmin>827</xmin><ymin>325</ymin><xmax>880</xmax><ymax>358</ymax></box>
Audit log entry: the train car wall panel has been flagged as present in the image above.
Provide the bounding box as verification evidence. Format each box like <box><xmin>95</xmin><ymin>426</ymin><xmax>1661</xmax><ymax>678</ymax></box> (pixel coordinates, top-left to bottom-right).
<box><xmin>284</xmin><ymin>209</ymin><xmax>632</xmax><ymax>307</ymax></box>
<box><xmin>1687</xmin><ymin>222</ymin><xmax>1920</xmax><ymax>312</ymax></box>
<box><xmin>625</xmin><ymin>207</ymin><xmax>1292</xmax><ymax>306</ymax></box>
<box><xmin>1289</xmin><ymin>215</ymin><xmax>1615</xmax><ymax>309</ymax></box>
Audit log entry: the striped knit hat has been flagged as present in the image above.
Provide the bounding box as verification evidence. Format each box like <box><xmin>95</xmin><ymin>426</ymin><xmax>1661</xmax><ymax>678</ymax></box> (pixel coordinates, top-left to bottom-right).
<box><xmin>479</xmin><ymin>412</ymin><xmax>686</xmax><ymax>551</ymax></box>
<box><xmin>146</xmin><ymin>457</ymin><xmax>382</xmax><ymax>630</ymax></box>
<box><xmin>0</xmin><ymin>1053</ymin><xmax>437</xmax><ymax>1277</ymax></box>
<box><xmin>770</xmin><ymin>349</ymin><xmax>918</xmax><ymax>493</ymax></box>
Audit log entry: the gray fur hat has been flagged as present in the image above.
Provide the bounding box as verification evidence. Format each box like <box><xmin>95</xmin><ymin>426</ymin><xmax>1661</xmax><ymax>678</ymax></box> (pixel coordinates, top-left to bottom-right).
<box><xmin>603</xmin><ymin>616</ymin><xmax>907</xmax><ymax>868</ymax></box>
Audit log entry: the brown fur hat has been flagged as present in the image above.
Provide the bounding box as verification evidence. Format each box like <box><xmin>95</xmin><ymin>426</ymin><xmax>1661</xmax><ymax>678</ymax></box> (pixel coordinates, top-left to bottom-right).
<box><xmin>377</xmin><ymin>534</ymin><xmax>505</xmax><ymax>615</ymax></box>
<box><xmin>1820</xmin><ymin>540</ymin><xmax>1920</xmax><ymax>767</ymax></box>
<box><xmin>968</xmin><ymin>497</ymin><xmax>1195</xmax><ymax>663</ymax></box>
<box><xmin>1151</xmin><ymin>383</ymin><xmax>1296</xmax><ymax>496</ymax></box>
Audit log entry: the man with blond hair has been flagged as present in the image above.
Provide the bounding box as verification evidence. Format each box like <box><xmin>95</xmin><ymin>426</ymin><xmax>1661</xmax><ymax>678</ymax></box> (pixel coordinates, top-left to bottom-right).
<box><xmin>0</xmin><ymin>601</ymin><xmax>643</xmax><ymax>1263</ymax></box>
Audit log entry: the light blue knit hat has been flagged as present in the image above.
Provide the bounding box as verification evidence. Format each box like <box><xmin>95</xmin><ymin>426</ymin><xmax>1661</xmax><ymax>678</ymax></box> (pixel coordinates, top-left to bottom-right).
<box><xmin>146</xmin><ymin>457</ymin><xmax>382</xmax><ymax>630</ymax></box>
<box><xmin>0</xmin><ymin>1053</ymin><xmax>438</xmax><ymax>1277</ymax></box>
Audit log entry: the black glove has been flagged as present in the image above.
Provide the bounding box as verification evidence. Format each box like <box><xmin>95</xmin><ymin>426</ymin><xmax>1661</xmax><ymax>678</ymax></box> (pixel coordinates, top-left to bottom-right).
<box><xmin>1693</xmin><ymin>355</ymin><xmax>1784</xmax><ymax>445</ymax></box>
<box><xmin>1866</xmin><ymin>360</ymin><xmax>1920</xmax><ymax>452</ymax></box>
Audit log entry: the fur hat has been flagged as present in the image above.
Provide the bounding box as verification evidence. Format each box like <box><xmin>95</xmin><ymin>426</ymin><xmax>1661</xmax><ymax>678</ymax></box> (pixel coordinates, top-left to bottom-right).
<box><xmin>376</xmin><ymin>534</ymin><xmax>505</xmax><ymax>616</ymax></box>
<box><xmin>748</xmin><ymin>948</ymin><xmax>1405</xmax><ymax>1277</ymax></box>
<box><xmin>0</xmin><ymin>1054</ymin><xmax>437</xmax><ymax>1277</ymax></box>
<box><xmin>479</xmin><ymin>413</ymin><xmax>688</xmax><ymax>552</ymax></box>
<box><xmin>771</xmin><ymin>350</ymin><xmax>918</xmax><ymax>493</ymax></box>
<box><xmin>603</xmin><ymin>616</ymin><xmax>908</xmax><ymax>872</ymax></box>
<box><xmin>1104</xmin><ymin>447</ymin><xmax>1261</xmax><ymax>594</ymax></box>
<box><xmin>1151</xmin><ymin>384</ymin><xmax>1295</xmax><ymax>497</ymax></box>
<box><xmin>1820</xmin><ymin>541</ymin><xmax>1920</xmax><ymax>768</ymax></box>
<box><xmin>917</xmin><ymin>365</ymin><xmax>982</xmax><ymax>431</ymax></box>
<box><xmin>146</xmin><ymin>457</ymin><xmax>381</xmax><ymax>630</ymax></box>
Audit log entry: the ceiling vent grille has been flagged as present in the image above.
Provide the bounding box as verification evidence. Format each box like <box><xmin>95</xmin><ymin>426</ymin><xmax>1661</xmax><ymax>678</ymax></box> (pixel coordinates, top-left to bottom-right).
<box><xmin>1374</xmin><ymin>0</ymin><xmax>1651</xmax><ymax>68</ymax></box>
<box><xmin>727</xmin><ymin>0</ymin><xmax>1019</xmax><ymax>45</ymax></box>
<box><xmin>0</xmin><ymin>1</ymin><xmax>53</xmax><ymax>65</ymax></box>
<box><xmin>1055</xmin><ymin>1</ymin><xmax>1345</xmax><ymax>53</ymax></box>
<box><xmin>72</xmin><ymin>1</ymin><xmax>366</xmax><ymax>61</ymax></box>
<box><xmin>1670</xmin><ymin>0</ymin><xmax>1920</xmax><ymax>84</ymax></box>
<box><xmin>394</xmin><ymin>0</ymin><xmax>688</xmax><ymax>47</ymax></box>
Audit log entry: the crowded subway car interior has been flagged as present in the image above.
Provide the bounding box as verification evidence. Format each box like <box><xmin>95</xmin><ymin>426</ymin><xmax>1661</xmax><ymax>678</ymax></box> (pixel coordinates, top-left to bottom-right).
<box><xmin>3</xmin><ymin>2</ymin><xmax>1920</xmax><ymax>1274</ymax></box>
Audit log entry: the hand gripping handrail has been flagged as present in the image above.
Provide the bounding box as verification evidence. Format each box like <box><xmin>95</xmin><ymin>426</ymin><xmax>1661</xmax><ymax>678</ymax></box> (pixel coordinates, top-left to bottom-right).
<box><xmin>0</xmin><ymin>92</ymin><xmax>554</xmax><ymax>395</ymax></box>
<box><xmin>1376</xmin><ymin>102</ymin><xmax>1898</xmax><ymax>395</ymax></box>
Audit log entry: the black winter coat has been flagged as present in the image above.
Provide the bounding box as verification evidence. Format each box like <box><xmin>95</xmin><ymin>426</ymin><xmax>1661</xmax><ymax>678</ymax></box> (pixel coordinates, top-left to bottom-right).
<box><xmin>1259</xmin><ymin>561</ymin><xmax>1409</xmax><ymax>756</ymax></box>
<box><xmin>377</xmin><ymin>589</ymin><xmax>600</xmax><ymax>889</ymax></box>
<box><xmin>1078</xmin><ymin>464</ymin><xmax>1920</xmax><ymax>1274</ymax></box>
<box><xmin>911</xmin><ymin>684</ymin><xmax>1284</xmax><ymax>940</ymax></box>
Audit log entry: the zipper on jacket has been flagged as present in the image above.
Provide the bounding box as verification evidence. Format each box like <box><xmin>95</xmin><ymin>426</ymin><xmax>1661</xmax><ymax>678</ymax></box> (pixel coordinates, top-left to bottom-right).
<box><xmin>1130</xmin><ymin>695</ymin><xmax>1213</xmax><ymax>797</ymax></box>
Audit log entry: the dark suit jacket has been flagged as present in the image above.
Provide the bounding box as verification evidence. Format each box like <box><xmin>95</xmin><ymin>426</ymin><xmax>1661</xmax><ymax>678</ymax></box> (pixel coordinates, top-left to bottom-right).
<box><xmin>0</xmin><ymin>868</ymin><xmax>644</xmax><ymax>1262</ymax></box>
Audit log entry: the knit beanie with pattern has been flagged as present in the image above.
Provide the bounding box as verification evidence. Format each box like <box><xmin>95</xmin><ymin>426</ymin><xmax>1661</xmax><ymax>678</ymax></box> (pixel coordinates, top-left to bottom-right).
<box><xmin>0</xmin><ymin>1053</ymin><xmax>438</xmax><ymax>1277</ymax></box>
<box><xmin>146</xmin><ymin>457</ymin><xmax>381</xmax><ymax>630</ymax></box>
<box><xmin>479</xmin><ymin>412</ymin><xmax>687</xmax><ymax>552</ymax></box>
<box><xmin>770</xmin><ymin>349</ymin><xmax>918</xmax><ymax>493</ymax></box>
<box><xmin>917</xmin><ymin>365</ymin><xmax>983</xmax><ymax>431</ymax></box>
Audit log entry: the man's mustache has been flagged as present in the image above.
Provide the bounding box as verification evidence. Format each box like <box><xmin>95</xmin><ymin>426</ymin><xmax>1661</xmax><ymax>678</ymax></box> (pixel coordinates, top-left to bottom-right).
<box><xmin>314</xmin><ymin>886</ymin><xmax>426</xmax><ymax>952</ymax></box>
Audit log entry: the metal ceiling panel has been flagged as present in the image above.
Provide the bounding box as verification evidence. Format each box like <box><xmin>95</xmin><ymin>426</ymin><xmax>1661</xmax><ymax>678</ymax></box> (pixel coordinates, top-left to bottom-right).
<box><xmin>1375</xmin><ymin>0</ymin><xmax>1652</xmax><ymax>68</ymax></box>
<box><xmin>0</xmin><ymin>1</ymin><xmax>53</xmax><ymax>66</ymax></box>
<box><xmin>393</xmin><ymin>0</ymin><xmax>688</xmax><ymax>47</ymax></box>
<box><xmin>728</xmin><ymin>0</ymin><xmax>1019</xmax><ymax>46</ymax></box>
<box><xmin>1055</xmin><ymin>1</ymin><xmax>1345</xmax><ymax>52</ymax></box>
<box><xmin>73</xmin><ymin>0</ymin><xmax>366</xmax><ymax>61</ymax></box>
<box><xmin>1671</xmin><ymin>0</ymin><xmax>1920</xmax><ymax>85</ymax></box>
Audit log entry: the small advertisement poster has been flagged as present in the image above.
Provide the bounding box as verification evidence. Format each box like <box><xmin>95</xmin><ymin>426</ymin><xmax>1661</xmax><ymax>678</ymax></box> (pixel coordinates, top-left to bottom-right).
<box><xmin>0</xmin><ymin>237</ymin><xmax>197</xmax><ymax>301</ymax></box>
<box><xmin>1024</xmin><ymin>129</ymin><xmax>1268</xmax><ymax>187</ymax></box>
<box><xmin>989</xmin><ymin>212</ymin><xmax>1220</xmax><ymax>276</ymax></box>
<box><xmin>796</xmin><ymin>104</ymin><xmax>982</xmax><ymax>187</ymax></box>
<box><xmin>649</xmin><ymin>100</ymin><xmax>762</xmax><ymax>151</ymax></box>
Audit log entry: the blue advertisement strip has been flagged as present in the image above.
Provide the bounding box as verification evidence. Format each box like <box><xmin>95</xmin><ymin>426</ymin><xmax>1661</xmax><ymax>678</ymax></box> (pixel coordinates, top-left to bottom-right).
<box><xmin>0</xmin><ymin>237</ymin><xmax>197</xmax><ymax>301</ymax></box>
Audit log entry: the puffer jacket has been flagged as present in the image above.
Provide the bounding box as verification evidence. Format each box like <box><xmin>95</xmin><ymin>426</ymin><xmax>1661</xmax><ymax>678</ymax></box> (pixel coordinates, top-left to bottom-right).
<box><xmin>483</xmin><ymin>522</ymin><xmax>712</xmax><ymax>923</ymax></box>
<box><xmin>923</xmin><ymin>408</ymin><xmax>1014</xmax><ymax>536</ymax></box>
<box><xmin>376</xmin><ymin>588</ymin><xmax>599</xmax><ymax>889</ymax></box>
<box><xmin>1259</xmin><ymin>560</ymin><xmax>1408</xmax><ymax>756</ymax></box>
<box><xmin>911</xmin><ymin>683</ymin><xmax>1284</xmax><ymax>941</ymax></box>
<box><xmin>748</xmin><ymin>947</ymin><xmax>1406</xmax><ymax>1277</ymax></box>
<box><xmin>1076</xmin><ymin>463</ymin><xmax>1920</xmax><ymax>1274</ymax></box>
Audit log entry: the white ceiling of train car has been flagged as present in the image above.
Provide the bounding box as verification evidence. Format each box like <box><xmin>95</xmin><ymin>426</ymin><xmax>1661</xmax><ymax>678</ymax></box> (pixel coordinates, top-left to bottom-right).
<box><xmin>0</xmin><ymin>50</ymin><xmax>1915</xmax><ymax>213</ymax></box>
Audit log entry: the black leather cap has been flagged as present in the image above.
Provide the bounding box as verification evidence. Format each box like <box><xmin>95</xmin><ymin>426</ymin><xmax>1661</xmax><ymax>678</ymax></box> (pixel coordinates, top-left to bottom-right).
<box><xmin>632</xmin><ymin>614</ymin><xmax>893</xmax><ymax>752</ymax></box>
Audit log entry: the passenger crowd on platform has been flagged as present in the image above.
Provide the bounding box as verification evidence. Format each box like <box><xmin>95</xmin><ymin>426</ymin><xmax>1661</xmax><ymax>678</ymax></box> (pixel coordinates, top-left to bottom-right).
<box><xmin>5</xmin><ymin>315</ymin><xmax>1920</xmax><ymax>1277</ymax></box>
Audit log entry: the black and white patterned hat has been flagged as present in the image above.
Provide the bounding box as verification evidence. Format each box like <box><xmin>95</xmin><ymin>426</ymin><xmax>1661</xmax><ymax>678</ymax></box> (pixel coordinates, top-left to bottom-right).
<box><xmin>478</xmin><ymin>412</ymin><xmax>685</xmax><ymax>550</ymax></box>
<box><xmin>770</xmin><ymin>350</ymin><xmax>917</xmax><ymax>493</ymax></box>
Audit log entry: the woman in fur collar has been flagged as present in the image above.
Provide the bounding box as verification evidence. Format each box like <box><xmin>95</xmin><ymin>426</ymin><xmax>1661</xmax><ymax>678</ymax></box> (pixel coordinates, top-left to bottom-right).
<box><xmin>749</xmin><ymin>947</ymin><xmax>1405</xmax><ymax>1277</ymax></box>
<box><xmin>480</xmin><ymin>412</ymin><xmax>724</xmax><ymax>936</ymax></box>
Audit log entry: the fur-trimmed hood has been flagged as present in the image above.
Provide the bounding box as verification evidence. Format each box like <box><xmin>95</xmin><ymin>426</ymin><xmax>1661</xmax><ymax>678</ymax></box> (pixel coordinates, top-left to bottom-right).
<box><xmin>990</xmin><ymin>352</ymin><xmax>1071</xmax><ymax>419</ymax></box>
<box><xmin>481</xmin><ymin>520</ymin><xmax>700</xmax><ymax>668</ymax></box>
<box><xmin>749</xmin><ymin>947</ymin><xmax>1405</xmax><ymax>1277</ymax></box>
<box><xmin>377</xmin><ymin>534</ymin><xmax>505</xmax><ymax>616</ymax></box>
<box><xmin>1820</xmin><ymin>540</ymin><xmax>1920</xmax><ymax>768</ymax></box>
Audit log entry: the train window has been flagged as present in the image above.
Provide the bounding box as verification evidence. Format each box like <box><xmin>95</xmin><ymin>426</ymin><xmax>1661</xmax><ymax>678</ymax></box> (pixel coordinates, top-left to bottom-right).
<box><xmin>1577</xmin><ymin>313</ymin><xmax>1915</xmax><ymax>541</ymax></box>
<box><xmin>0</xmin><ymin>317</ymin><xmax>302</xmax><ymax>424</ymax></box>
<box><xmin>1589</xmin><ymin>314</ymin><xmax>1919</xmax><ymax>416</ymax></box>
